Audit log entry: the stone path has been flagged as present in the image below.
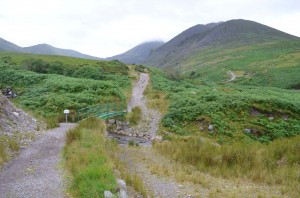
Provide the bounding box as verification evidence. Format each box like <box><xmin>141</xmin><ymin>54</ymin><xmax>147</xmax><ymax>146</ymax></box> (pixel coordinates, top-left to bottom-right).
<box><xmin>0</xmin><ymin>123</ymin><xmax>76</xmax><ymax>198</ymax></box>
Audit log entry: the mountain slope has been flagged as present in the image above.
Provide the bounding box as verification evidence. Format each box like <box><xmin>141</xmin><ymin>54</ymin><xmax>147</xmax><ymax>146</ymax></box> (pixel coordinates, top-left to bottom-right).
<box><xmin>24</xmin><ymin>44</ymin><xmax>101</xmax><ymax>60</ymax></box>
<box><xmin>144</xmin><ymin>19</ymin><xmax>299</xmax><ymax>69</ymax></box>
<box><xmin>106</xmin><ymin>41</ymin><xmax>164</xmax><ymax>64</ymax></box>
<box><xmin>0</xmin><ymin>38</ymin><xmax>24</xmax><ymax>52</ymax></box>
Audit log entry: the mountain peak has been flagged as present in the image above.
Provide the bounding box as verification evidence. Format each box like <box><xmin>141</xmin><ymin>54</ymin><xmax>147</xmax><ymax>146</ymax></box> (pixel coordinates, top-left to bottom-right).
<box><xmin>145</xmin><ymin>19</ymin><xmax>299</xmax><ymax>68</ymax></box>
<box><xmin>106</xmin><ymin>41</ymin><xmax>165</xmax><ymax>64</ymax></box>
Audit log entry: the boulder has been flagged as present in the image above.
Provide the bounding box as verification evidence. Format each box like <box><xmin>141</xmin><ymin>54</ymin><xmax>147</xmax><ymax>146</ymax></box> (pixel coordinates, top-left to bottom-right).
<box><xmin>208</xmin><ymin>125</ymin><xmax>214</xmax><ymax>131</ymax></box>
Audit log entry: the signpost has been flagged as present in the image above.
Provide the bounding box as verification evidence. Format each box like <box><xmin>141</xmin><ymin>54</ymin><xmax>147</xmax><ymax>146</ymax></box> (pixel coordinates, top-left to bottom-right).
<box><xmin>64</xmin><ymin>109</ymin><xmax>70</xmax><ymax>123</ymax></box>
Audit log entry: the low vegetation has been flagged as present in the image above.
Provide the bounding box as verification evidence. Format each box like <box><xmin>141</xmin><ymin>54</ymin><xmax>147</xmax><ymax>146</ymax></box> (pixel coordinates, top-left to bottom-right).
<box><xmin>149</xmin><ymin>68</ymin><xmax>300</xmax><ymax>142</ymax></box>
<box><xmin>64</xmin><ymin>118</ymin><xmax>117</xmax><ymax>197</ymax></box>
<box><xmin>180</xmin><ymin>40</ymin><xmax>300</xmax><ymax>89</ymax></box>
<box><xmin>147</xmin><ymin>66</ymin><xmax>300</xmax><ymax>197</ymax></box>
<box><xmin>153</xmin><ymin>135</ymin><xmax>300</xmax><ymax>197</ymax></box>
<box><xmin>0</xmin><ymin>54</ymin><xmax>132</xmax><ymax>127</ymax></box>
<box><xmin>64</xmin><ymin>117</ymin><xmax>148</xmax><ymax>197</ymax></box>
<box><xmin>126</xmin><ymin>106</ymin><xmax>142</xmax><ymax>126</ymax></box>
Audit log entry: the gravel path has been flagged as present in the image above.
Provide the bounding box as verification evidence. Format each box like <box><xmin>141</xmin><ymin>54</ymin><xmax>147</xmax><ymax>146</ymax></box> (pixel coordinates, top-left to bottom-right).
<box><xmin>0</xmin><ymin>123</ymin><xmax>76</xmax><ymax>198</ymax></box>
<box><xmin>119</xmin><ymin>73</ymin><xmax>200</xmax><ymax>197</ymax></box>
<box><xmin>127</xmin><ymin>73</ymin><xmax>161</xmax><ymax>137</ymax></box>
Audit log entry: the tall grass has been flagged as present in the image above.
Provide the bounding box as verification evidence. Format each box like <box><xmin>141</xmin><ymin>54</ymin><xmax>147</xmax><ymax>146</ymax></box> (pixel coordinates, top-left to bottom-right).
<box><xmin>153</xmin><ymin>135</ymin><xmax>300</xmax><ymax>197</ymax></box>
<box><xmin>64</xmin><ymin>118</ymin><xmax>118</xmax><ymax>197</ymax></box>
<box><xmin>46</xmin><ymin>116</ymin><xmax>59</xmax><ymax>129</ymax></box>
<box><xmin>0</xmin><ymin>143</ymin><xmax>7</xmax><ymax>165</ymax></box>
<box><xmin>126</xmin><ymin>106</ymin><xmax>142</xmax><ymax>126</ymax></box>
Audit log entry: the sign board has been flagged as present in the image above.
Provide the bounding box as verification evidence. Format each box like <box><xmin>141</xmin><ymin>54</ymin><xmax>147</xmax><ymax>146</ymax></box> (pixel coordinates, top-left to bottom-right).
<box><xmin>64</xmin><ymin>109</ymin><xmax>70</xmax><ymax>114</ymax></box>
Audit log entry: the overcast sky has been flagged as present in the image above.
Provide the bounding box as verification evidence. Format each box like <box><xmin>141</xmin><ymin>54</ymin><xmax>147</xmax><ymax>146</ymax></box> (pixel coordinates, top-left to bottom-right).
<box><xmin>1</xmin><ymin>0</ymin><xmax>299</xmax><ymax>57</ymax></box>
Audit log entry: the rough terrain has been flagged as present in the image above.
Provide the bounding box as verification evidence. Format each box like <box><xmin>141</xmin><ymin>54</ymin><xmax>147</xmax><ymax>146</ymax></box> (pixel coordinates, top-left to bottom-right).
<box><xmin>127</xmin><ymin>73</ymin><xmax>162</xmax><ymax>138</ymax></box>
<box><xmin>0</xmin><ymin>94</ymin><xmax>45</xmax><ymax>141</ymax></box>
<box><xmin>0</xmin><ymin>123</ymin><xmax>76</xmax><ymax>198</ymax></box>
<box><xmin>116</xmin><ymin>72</ymin><xmax>286</xmax><ymax>198</ymax></box>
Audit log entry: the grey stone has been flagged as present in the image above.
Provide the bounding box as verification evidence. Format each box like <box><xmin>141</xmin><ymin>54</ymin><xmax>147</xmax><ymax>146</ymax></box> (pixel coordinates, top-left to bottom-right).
<box><xmin>104</xmin><ymin>191</ymin><xmax>114</xmax><ymax>198</ymax></box>
<box><xmin>268</xmin><ymin>117</ymin><xmax>274</xmax><ymax>121</ymax></box>
<box><xmin>244</xmin><ymin>129</ymin><xmax>251</xmax><ymax>134</ymax></box>
<box><xmin>119</xmin><ymin>189</ymin><xmax>127</xmax><ymax>198</ymax></box>
<box><xmin>208</xmin><ymin>125</ymin><xmax>214</xmax><ymax>131</ymax></box>
<box><xmin>117</xmin><ymin>179</ymin><xmax>127</xmax><ymax>190</ymax></box>
<box><xmin>108</xmin><ymin>119</ymin><xmax>115</xmax><ymax>124</ymax></box>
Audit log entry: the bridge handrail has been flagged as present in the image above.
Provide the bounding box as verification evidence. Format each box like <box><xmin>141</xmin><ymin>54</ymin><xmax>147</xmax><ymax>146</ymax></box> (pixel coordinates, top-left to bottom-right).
<box><xmin>77</xmin><ymin>102</ymin><xmax>127</xmax><ymax>121</ymax></box>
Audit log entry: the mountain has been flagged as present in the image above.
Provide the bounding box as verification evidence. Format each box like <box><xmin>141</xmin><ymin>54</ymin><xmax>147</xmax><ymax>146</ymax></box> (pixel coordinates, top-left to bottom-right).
<box><xmin>0</xmin><ymin>38</ymin><xmax>101</xmax><ymax>60</ymax></box>
<box><xmin>0</xmin><ymin>37</ymin><xmax>24</xmax><ymax>52</ymax></box>
<box><xmin>106</xmin><ymin>41</ymin><xmax>164</xmax><ymax>64</ymax></box>
<box><xmin>23</xmin><ymin>44</ymin><xmax>101</xmax><ymax>60</ymax></box>
<box><xmin>144</xmin><ymin>19</ymin><xmax>299</xmax><ymax>69</ymax></box>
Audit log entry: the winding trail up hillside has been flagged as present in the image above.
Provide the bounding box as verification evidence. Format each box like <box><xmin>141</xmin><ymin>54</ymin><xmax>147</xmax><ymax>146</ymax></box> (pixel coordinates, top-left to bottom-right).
<box><xmin>0</xmin><ymin>123</ymin><xmax>76</xmax><ymax>198</ymax></box>
<box><xmin>128</xmin><ymin>73</ymin><xmax>161</xmax><ymax>138</ymax></box>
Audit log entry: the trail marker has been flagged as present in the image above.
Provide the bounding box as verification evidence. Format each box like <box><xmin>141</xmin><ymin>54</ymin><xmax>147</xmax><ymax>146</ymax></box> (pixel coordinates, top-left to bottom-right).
<box><xmin>64</xmin><ymin>109</ymin><xmax>70</xmax><ymax>123</ymax></box>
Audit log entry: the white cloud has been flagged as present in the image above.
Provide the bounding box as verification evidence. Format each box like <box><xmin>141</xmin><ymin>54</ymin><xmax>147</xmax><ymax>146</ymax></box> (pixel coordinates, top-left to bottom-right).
<box><xmin>0</xmin><ymin>0</ymin><xmax>299</xmax><ymax>57</ymax></box>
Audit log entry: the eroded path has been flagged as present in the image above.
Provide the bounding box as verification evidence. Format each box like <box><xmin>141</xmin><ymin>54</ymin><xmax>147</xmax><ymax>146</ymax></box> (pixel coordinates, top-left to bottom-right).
<box><xmin>0</xmin><ymin>123</ymin><xmax>76</xmax><ymax>198</ymax></box>
<box><xmin>127</xmin><ymin>73</ymin><xmax>161</xmax><ymax>138</ymax></box>
<box><xmin>119</xmin><ymin>73</ymin><xmax>200</xmax><ymax>197</ymax></box>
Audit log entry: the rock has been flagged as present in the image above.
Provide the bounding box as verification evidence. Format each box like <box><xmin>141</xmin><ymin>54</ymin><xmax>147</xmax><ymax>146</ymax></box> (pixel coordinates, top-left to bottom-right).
<box><xmin>154</xmin><ymin>136</ymin><xmax>163</xmax><ymax>142</ymax></box>
<box><xmin>116</xmin><ymin>179</ymin><xmax>127</xmax><ymax>198</ymax></box>
<box><xmin>108</xmin><ymin>119</ymin><xmax>115</xmax><ymax>124</ymax></box>
<box><xmin>117</xmin><ymin>179</ymin><xmax>127</xmax><ymax>190</ymax></box>
<box><xmin>244</xmin><ymin>129</ymin><xmax>251</xmax><ymax>134</ymax></box>
<box><xmin>13</xmin><ymin>112</ymin><xmax>19</xmax><ymax>116</ymax></box>
<box><xmin>164</xmin><ymin>131</ymin><xmax>174</xmax><ymax>135</ymax></box>
<box><xmin>116</xmin><ymin>120</ymin><xmax>123</xmax><ymax>126</ymax></box>
<box><xmin>268</xmin><ymin>117</ymin><xmax>274</xmax><ymax>121</ymax></box>
<box><xmin>208</xmin><ymin>125</ymin><xmax>214</xmax><ymax>131</ymax></box>
<box><xmin>119</xmin><ymin>189</ymin><xmax>127</xmax><ymax>198</ymax></box>
<box><xmin>104</xmin><ymin>191</ymin><xmax>114</xmax><ymax>198</ymax></box>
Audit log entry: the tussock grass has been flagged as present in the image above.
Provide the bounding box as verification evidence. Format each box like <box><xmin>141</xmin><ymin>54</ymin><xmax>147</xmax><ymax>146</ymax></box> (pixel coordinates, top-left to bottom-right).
<box><xmin>64</xmin><ymin>117</ymin><xmax>118</xmax><ymax>197</ymax></box>
<box><xmin>153</xmin><ymin>135</ymin><xmax>300</xmax><ymax>197</ymax></box>
<box><xmin>46</xmin><ymin>116</ymin><xmax>59</xmax><ymax>129</ymax></box>
<box><xmin>126</xmin><ymin>106</ymin><xmax>142</xmax><ymax>126</ymax></box>
<box><xmin>0</xmin><ymin>143</ymin><xmax>7</xmax><ymax>165</ymax></box>
<box><xmin>114</xmin><ymin>160</ymin><xmax>148</xmax><ymax>197</ymax></box>
<box><xmin>143</xmin><ymin>78</ymin><xmax>169</xmax><ymax>114</ymax></box>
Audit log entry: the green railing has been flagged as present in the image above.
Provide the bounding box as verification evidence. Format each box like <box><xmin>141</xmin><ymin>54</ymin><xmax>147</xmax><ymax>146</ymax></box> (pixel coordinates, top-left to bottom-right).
<box><xmin>77</xmin><ymin>103</ymin><xmax>127</xmax><ymax>121</ymax></box>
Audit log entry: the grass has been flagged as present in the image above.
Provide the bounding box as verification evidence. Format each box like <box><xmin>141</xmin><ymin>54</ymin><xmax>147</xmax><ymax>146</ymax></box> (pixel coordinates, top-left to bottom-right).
<box><xmin>64</xmin><ymin>117</ymin><xmax>148</xmax><ymax>197</ymax></box>
<box><xmin>143</xmin><ymin>75</ymin><xmax>169</xmax><ymax>114</ymax></box>
<box><xmin>179</xmin><ymin>40</ymin><xmax>300</xmax><ymax>89</ymax></box>
<box><xmin>153</xmin><ymin>135</ymin><xmax>300</xmax><ymax>197</ymax></box>
<box><xmin>46</xmin><ymin>116</ymin><xmax>59</xmax><ymax>129</ymax></box>
<box><xmin>126</xmin><ymin>106</ymin><xmax>142</xmax><ymax>126</ymax></box>
<box><xmin>0</xmin><ymin>131</ymin><xmax>32</xmax><ymax>167</ymax></box>
<box><xmin>148</xmin><ymin>67</ymin><xmax>300</xmax><ymax>142</ymax></box>
<box><xmin>0</xmin><ymin>143</ymin><xmax>7</xmax><ymax>165</ymax></box>
<box><xmin>63</xmin><ymin>118</ymin><xmax>118</xmax><ymax>197</ymax></box>
<box><xmin>0</xmin><ymin>62</ymin><xmax>130</xmax><ymax>119</ymax></box>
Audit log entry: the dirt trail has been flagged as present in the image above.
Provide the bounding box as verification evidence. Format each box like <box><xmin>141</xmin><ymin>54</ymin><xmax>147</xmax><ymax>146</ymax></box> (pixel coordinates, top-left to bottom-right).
<box><xmin>120</xmin><ymin>73</ymin><xmax>200</xmax><ymax>197</ymax></box>
<box><xmin>0</xmin><ymin>123</ymin><xmax>76</xmax><ymax>198</ymax></box>
<box><xmin>127</xmin><ymin>73</ymin><xmax>161</xmax><ymax>137</ymax></box>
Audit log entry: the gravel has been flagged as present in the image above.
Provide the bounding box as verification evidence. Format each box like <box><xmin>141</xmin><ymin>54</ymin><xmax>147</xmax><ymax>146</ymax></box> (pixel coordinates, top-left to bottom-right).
<box><xmin>0</xmin><ymin>123</ymin><xmax>76</xmax><ymax>198</ymax></box>
<box><xmin>127</xmin><ymin>73</ymin><xmax>162</xmax><ymax>137</ymax></box>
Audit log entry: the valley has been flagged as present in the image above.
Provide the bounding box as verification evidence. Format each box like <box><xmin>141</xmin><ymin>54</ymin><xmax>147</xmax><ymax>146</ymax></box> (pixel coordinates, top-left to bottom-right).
<box><xmin>0</xmin><ymin>19</ymin><xmax>300</xmax><ymax>198</ymax></box>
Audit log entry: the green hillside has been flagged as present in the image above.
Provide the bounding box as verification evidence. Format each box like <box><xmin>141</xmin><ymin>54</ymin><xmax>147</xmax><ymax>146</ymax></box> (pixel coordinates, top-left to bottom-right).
<box><xmin>148</xmin><ymin>68</ymin><xmax>300</xmax><ymax>142</ymax></box>
<box><xmin>179</xmin><ymin>40</ymin><xmax>300</xmax><ymax>89</ymax></box>
<box><xmin>0</xmin><ymin>52</ymin><xmax>132</xmax><ymax>123</ymax></box>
